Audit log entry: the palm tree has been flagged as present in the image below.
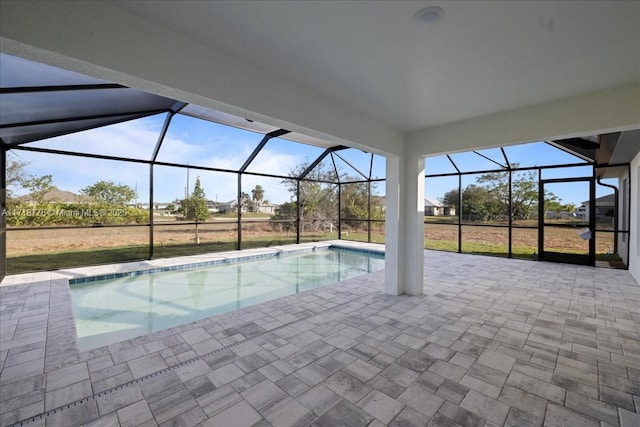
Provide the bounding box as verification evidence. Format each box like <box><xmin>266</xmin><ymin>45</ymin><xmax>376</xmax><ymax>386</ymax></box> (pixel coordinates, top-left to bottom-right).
<box><xmin>251</xmin><ymin>185</ymin><xmax>264</xmax><ymax>212</ymax></box>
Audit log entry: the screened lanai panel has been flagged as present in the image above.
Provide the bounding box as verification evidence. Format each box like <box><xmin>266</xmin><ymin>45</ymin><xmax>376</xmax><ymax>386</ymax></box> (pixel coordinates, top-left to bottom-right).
<box><xmin>1</xmin><ymin>53</ymin><xmax>178</xmax><ymax>146</ymax></box>
<box><xmin>1</xmin><ymin>89</ymin><xmax>174</xmax><ymax>129</ymax></box>
<box><xmin>245</xmin><ymin>138</ymin><xmax>326</xmax><ymax>176</ymax></box>
<box><xmin>503</xmin><ymin>142</ymin><xmax>589</xmax><ymax>168</ymax></box>
<box><xmin>7</xmin><ymin>151</ymin><xmax>150</xmax><ymax>214</ymax></box>
<box><xmin>24</xmin><ymin>114</ymin><xmax>168</xmax><ymax>160</ymax></box>
<box><xmin>541</xmin><ymin>165</ymin><xmax>593</xmax><ymax>180</ymax></box>
<box><xmin>241</xmin><ymin>175</ymin><xmax>292</xmax><ymax>211</ymax></box>
<box><xmin>331</xmin><ymin>148</ymin><xmax>378</xmax><ymax>181</ymax></box>
<box><xmin>300</xmin><ymin>182</ymin><xmax>338</xmax><ymax>242</ymax></box>
<box><xmin>473</xmin><ymin>147</ymin><xmax>509</xmax><ymax>168</ymax></box>
<box><xmin>448</xmin><ymin>151</ymin><xmax>508</xmax><ymax>173</ymax></box>
<box><xmin>511</xmin><ymin>170</ymin><xmax>539</xmax><ymax>225</ymax></box>
<box><xmin>153</xmin><ymin>165</ymin><xmax>237</xmax><ymax>215</ymax></box>
<box><xmin>461</xmin><ymin>173</ymin><xmax>509</xmax><ymax>225</ymax></box>
<box><xmin>0</xmin><ymin>114</ymin><xmax>148</xmax><ymax>146</ymax></box>
<box><xmin>425</xmin><ymin>175</ymin><xmax>458</xmax><ymax>223</ymax></box>
<box><xmin>306</xmin><ymin>156</ymin><xmax>340</xmax><ymax>182</ymax></box>
<box><xmin>371</xmin><ymin>155</ymin><xmax>386</xmax><ymax>181</ymax></box>
<box><xmin>241</xmin><ymin>176</ymin><xmax>297</xmax><ymax>248</ymax></box>
<box><xmin>156</xmin><ymin>114</ymin><xmax>264</xmax><ymax>170</ymax></box>
<box><xmin>0</xmin><ymin>89</ymin><xmax>177</xmax><ymax>146</ymax></box>
<box><xmin>425</xmin><ymin>155</ymin><xmax>457</xmax><ymax>175</ymax></box>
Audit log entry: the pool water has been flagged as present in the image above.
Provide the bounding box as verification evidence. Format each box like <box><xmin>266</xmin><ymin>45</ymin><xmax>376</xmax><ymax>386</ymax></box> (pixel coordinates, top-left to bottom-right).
<box><xmin>71</xmin><ymin>248</ymin><xmax>384</xmax><ymax>350</ymax></box>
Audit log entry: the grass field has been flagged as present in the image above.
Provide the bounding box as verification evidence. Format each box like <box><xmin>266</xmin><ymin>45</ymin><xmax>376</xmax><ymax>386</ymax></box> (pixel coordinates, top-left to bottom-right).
<box><xmin>6</xmin><ymin>220</ymin><xmax>621</xmax><ymax>274</ymax></box>
<box><xmin>6</xmin><ymin>222</ymin><xmax>334</xmax><ymax>274</ymax></box>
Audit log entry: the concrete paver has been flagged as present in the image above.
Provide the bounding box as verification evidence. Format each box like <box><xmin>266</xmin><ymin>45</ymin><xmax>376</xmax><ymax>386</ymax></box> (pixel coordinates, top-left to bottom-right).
<box><xmin>1</xmin><ymin>244</ymin><xmax>639</xmax><ymax>426</ymax></box>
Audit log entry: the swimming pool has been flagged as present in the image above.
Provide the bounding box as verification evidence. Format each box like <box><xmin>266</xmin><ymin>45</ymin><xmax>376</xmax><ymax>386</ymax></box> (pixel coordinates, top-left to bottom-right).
<box><xmin>70</xmin><ymin>248</ymin><xmax>384</xmax><ymax>350</ymax></box>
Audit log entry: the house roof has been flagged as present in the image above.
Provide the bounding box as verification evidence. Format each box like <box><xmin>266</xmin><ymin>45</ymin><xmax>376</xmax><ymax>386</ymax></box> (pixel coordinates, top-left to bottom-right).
<box><xmin>581</xmin><ymin>193</ymin><xmax>616</xmax><ymax>206</ymax></box>
<box><xmin>424</xmin><ymin>198</ymin><xmax>443</xmax><ymax>208</ymax></box>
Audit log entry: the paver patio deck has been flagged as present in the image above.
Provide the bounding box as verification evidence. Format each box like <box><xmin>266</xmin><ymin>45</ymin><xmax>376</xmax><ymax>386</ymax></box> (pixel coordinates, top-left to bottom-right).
<box><xmin>1</xmin><ymin>243</ymin><xmax>639</xmax><ymax>426</ymax></box>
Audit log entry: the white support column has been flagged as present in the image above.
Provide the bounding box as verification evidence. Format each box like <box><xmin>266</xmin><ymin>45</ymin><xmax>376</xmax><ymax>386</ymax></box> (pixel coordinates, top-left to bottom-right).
<box><xmin>385</xmin><ymin>153</ymin><xmax>425</xmax><ymax>295</ymax></box>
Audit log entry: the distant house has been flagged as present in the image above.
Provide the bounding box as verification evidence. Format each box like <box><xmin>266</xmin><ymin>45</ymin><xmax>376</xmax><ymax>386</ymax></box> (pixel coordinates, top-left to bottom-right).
<box><xmin>254</xmin><ymin>203</ymin><xmax>276</xmax><ymax>214</ymax></box>
<box><xmin>424</xmin><ymin>198</ymin><xmax>455</xmax><ymax>216</ymax></box>
<box><xmin>217</xmin><ymin>199</ymin><xmax>245</xmax><ymax>213</ymax></box>
<box><xmin>577</xmin><ymin>193</ymin><xmax>615</xmax><ymax>219</ymax></box>
<box><xmin>205</xmin><ymin>200</ymin><xmax>219</xmax><ymax>213</ymax></box>
<box><xmin>163</xmin><ymin>199</ymin><xmax>219</xmax><ymax>213</ymax></box>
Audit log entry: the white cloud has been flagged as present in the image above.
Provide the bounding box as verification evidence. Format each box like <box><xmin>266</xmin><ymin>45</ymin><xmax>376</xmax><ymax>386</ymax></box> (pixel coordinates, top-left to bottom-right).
<box><xmin>11</xmin><ymin>119</ymin><xmax>339</xmax><ymax>205</ymax></box>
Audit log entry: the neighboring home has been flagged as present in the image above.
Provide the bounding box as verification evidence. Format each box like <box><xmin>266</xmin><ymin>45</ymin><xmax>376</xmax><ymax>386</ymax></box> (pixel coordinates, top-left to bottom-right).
<box><xmin>254</xmin><ymin>203</ymin><xmax>276</xmax><ymax>214</ymax></box>
<box><xmin>217</xmin><ymin>199</ymin><xmax>276</xmax><ymax>214</ymax></box>
<box><xmin>153</xmin><ymin>202</ymin><xmax>171</xmax><ymax>210</ymax></box>
<box><xmin>424</xmin><ymin>197</ymin><xmax>455</xmax><ymax>216</ymax></box>
<box><xmin>162</xmin><ymin>200</ymin><xmax>220</xmax><ymax>213</ymax></box>
<box><xmin>577</xmin><ymin>193</ymin><xmax>615</xmax><ymax>219</ymax></box>
<box><xmin>205</xmin><ymin>200</ymin><xmax>219</xmax><ymax>213</ymax></box>
<box><xmin>217</xmin><ymin>199</ymin><xmax>245</xmax><ymax>213</ymax></box>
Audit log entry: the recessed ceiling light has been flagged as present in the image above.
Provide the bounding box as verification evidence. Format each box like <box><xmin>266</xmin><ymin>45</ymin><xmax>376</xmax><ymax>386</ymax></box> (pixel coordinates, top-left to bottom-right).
<box><xmin>413</xmin><ymin>6</ymin><xmax>444</xmax><ymax>27</ymax></box>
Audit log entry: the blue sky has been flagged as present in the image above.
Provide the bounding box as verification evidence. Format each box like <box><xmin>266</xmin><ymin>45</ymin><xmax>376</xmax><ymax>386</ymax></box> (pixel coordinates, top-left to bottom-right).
<box><xmin>10</xmin><ymin>113</ymin><xmax>617</xmax><ymax>207</ymax></box>
<box><xmin>10</xmin><ymin>114</ymin><xmax>386</xmax><ymax>204</ymax></box>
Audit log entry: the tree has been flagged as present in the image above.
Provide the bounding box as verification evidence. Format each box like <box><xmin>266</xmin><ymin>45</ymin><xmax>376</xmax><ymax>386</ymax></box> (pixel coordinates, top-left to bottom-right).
<box><xmin>251</xmin><ymin>185</ymin><xmax>265</xmax><ymax>212</ymax></box>
<box><xmin>283</xmin><ymin>163</ymin><xmax>339</xmax><ymax>232</ymax></box>
<box><xmin>564</xmin><ymin>203</ymin><xmax>576</xmax><ymax>215</ymax></box>
<box><xmin>278</xmin><ymin>161</ymin><xmax>383</xmax><ymax>233</ymax></box>
<box><xmin>475</xmin><ymin>167</ymin><xmax>539</xmax><ymax>220</ymax></box>
<box><xmin>81</xmin><ymin>181</ymin><xmax>137</xmax><ymax>206</ymax></box>
<box><xmin>6</xmin><ymin>158</ymin><xmax>29</xmax><ymax>199</ymax></box>
<box><xmin>178</xmin><ymin>176</ymin><xmax>209</xmax><ymax>244</ymax></box>
<box><xmin>442</xmin><ymin>184</ymin><xmax>502</xmax><ymax>222</ymax></box>
<box><xmin>240</xmin><ymin>191</ymin><xmax>252</xmax><ymax>212</ymax></box>
<box><xmin>442</xmin><ymin>166</ymin><xmax>562</xmax><ymax>223</ymax></box>
<box><xmin>22</xmin><ymin>174</ymin><xmax>54</xmax><ymax>206</ymax></box>
<box><xmin>340</xmin><ymin>182</ymin><xmax>384</xmax><ymax>229</ymax></box>
<box><xmin>543</xmin><ymin>193</ymin><xmax>562</xmax><ymax>218</ymax></box>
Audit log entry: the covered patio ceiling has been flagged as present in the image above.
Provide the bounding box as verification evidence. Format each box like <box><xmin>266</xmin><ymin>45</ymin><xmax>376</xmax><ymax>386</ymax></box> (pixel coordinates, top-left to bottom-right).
<box><xmin>2</xmin><ymin>1</ymin><xmax>638</xmax><ymax>158</ymax></box>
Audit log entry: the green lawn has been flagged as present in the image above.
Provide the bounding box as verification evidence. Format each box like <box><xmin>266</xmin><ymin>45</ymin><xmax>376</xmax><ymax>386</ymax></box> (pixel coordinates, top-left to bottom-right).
<box><xmin>7</xmin><ymin>229</ymin><xmax>623</xmax><ymax>274</ymax></box>
<box><xmin>424</xmin><ymin>239</ymin><xmax>623</xmax><ymax>266</ymax></box>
